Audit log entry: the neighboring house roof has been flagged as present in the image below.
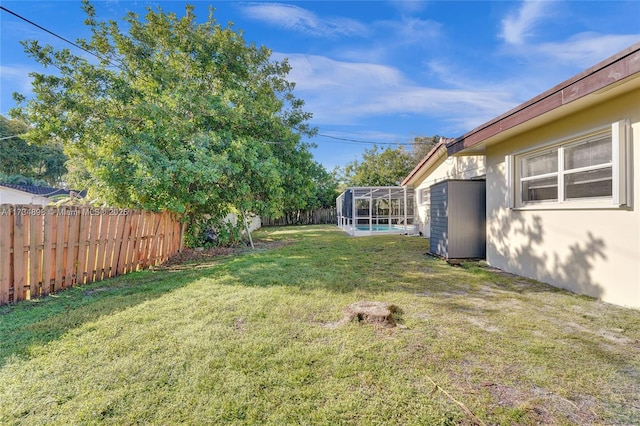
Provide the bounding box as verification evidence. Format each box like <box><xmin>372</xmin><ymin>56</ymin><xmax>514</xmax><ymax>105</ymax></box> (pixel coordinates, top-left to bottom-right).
<box><xmin>448</xmin><ymin>42</ymin><xmax>640</xmax><ymax>155</ymax></box>
<box><xmin>0</xmin><ymin>183</ymin><xmax>86</xmax><ymax>198</ymax></box>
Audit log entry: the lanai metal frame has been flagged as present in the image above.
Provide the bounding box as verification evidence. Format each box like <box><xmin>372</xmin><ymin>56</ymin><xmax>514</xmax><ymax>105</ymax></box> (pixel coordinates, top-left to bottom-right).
<box><xmin>336</xmin><ymin>186</ymin><xmax>415</xmax><ymax>236</ymax></box>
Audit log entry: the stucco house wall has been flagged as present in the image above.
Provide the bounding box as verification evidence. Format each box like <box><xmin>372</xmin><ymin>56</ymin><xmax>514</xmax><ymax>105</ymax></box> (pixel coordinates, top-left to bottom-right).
<box><xmin>0</xmin><ymin>186</ymin><xmax>51</xmax><ymax>205</ymax></box>
<box><xmin>484</xmin><ymin>87</ymin><xmax>640</xmax><ymax>307</ymax></box>
<box><xmin>444</xmin><ymin>42</ymin><xmax>640</xmax><ymax>308</ymax></box>
<box><xmin>224</xmin><ymin>212</ymin><xmax>261</xmax><ymax>232</ymax></box>
<box><xmin>403</xmin><ymin>143</ymin><xmax>485</xmax><ymax>237</ymax></box>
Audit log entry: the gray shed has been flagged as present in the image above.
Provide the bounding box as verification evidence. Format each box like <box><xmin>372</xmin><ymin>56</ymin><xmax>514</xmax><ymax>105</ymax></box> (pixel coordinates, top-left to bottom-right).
<box><xmin>429</xmin><ymin>179</ymin><xmax>486</xmax><ymax>260</ymax></box>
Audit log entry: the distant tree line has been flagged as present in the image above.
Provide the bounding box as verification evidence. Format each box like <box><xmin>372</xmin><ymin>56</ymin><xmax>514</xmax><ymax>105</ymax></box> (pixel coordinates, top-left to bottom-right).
<box><xmin>333</xmin><ymin>135</ymin><xmax>442</xmax><ymax>189</ymax></box>
<box><xmin>0</xmin><ymin>115</ymin><xmax>67</xmax><ymax>187</ymax></box>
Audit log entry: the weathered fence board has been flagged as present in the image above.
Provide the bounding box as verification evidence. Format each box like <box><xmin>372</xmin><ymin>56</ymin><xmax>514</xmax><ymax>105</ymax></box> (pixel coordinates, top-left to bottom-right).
<box><xmin>29</xmin><ymin>212</ymin><xmax>41</xmax><ymax>298</ymax></box>
<box><xmin>13</xmin><ymin>213</ymin><xmax>25</xmax><ymax>302</ymax></box>
<box><xmin>0</xmin><ymin>211</ymin><xmax>11</xmax><ymax>302</ymax></box>
<box><xmin>42</xmin><ymin>208</ymin><xmax>54</xmax><ymax>296</ymax></box>
<box><xmin>0</xmin><ymin>205</ymin><xmax>182</xmax><ymax>305</ymax></box>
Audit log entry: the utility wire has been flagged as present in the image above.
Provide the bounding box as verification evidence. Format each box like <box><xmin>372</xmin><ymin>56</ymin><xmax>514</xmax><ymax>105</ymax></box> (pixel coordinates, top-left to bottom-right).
<box><xmin>315</xmin><ymin>133</ymin><xmax>432</xmax><ymax>146</ymax></box>
<box><xmin>0</xmin><ymin>6</ymin><xmax>430</xmax><ymax>149</ymax></box>
<box><xmin>0</xmin><ymin>5</ymin><xmax>123</xmax><ymax>69</ymax></box>
<box><xmin>1</xmin><ymin>6</ymin><xmax>99</xmax><ymax>60</ymax></box>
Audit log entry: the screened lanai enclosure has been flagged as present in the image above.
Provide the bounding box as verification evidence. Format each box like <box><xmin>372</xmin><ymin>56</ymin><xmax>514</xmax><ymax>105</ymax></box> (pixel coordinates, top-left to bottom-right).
<box><xmin>336</xmin><ymin>187</ymin><xmax>415</xmax><ymax>236</ymax></box>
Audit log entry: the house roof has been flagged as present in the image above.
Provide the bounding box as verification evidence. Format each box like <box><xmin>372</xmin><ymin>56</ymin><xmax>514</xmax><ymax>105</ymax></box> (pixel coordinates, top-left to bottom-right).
<box><xmin>448</xmin><ymin>42</ymin><xmax>640</xmax><ymax>155</ymax></box>
<box><xmin>0</xmin><ymin>183</ymin><xmax>86</xmax><ymax>198</ymax></box>
<box><xmin>401</xmin><ymin>141</ymin><xmax>447</xmax><ymax>186</ymax></box>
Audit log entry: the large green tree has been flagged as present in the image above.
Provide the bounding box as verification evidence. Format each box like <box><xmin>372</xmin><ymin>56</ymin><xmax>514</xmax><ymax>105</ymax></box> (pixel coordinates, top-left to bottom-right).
<box><xmin>0</xmin><ymin>115</ymin><xmax>67</xmax><ymax>186</ymax></box>
<box><xmin>409</xmin><ymin>135</ymin><xmax>441</xmax><ymax>164</ymax></box>
<box><xmin>338</xmin><ymin>145</ymin><xmax>414</xmax><ymax>187</ymax></box>
<box><xmin>336</xmin><ymin>136</ymin><xmax>446</xmax><ymax>189</ymax></box>
<box><xmin>11</xmin><ymin>1</ymin><xmax>316</xmax><ymax>223</ymax></box>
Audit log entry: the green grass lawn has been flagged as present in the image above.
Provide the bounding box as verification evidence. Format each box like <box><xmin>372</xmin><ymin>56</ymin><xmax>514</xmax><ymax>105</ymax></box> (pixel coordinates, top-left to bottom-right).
<box><xmin>1</xmin><ymin>225</ymin><xmax>639</xmax><ymax>425</ymax></box>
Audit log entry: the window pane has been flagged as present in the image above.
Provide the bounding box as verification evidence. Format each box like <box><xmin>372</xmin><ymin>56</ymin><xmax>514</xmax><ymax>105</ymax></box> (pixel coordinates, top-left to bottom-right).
<box><xmin>420</xmin><ymin>188</ymin><xmax>430</xmax><ymax>205</ymax></box>
<box><xmin>521</xmin><ymin>149</ymin><xmax>558</xmax><ymax>177</ymax></box>
<box><xmin>565</xmin><ymin>167</ymin><xmax>612</xmax><ymax>199</ymax></box>
<box><xmin>522</xmin><ymin>176</ymin><xmax>558</xmax><ymax>202</ymax></box>
<box><xmin>564</xmin><ymin>136</ymin><xmax>611</xmax><ymax>170</ymax></box>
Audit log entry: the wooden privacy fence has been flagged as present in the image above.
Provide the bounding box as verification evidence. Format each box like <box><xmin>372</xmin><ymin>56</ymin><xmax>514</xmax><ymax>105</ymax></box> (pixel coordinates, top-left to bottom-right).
<box><xmin>262</xmin><ymin>208</ymin><xmax>337</xmax><ymax>227</ymax></box>
<box><xmin>0</xmin><ymin>204</ymin><xmax>183</xmax><ymax>305</ymax></box>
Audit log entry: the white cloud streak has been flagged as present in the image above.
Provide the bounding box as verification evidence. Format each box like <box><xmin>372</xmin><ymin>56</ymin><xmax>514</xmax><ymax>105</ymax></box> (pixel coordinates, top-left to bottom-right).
<box><xmin>388</xmin><ymin>0</ymin><xmax>428</xmax><ymax>15</ymax></box>
<box><xmin>241</xmin><ymin>3</ymin><xmax>368</xmax><ymax>38</ymax></box>
<box><xmin>500</xmin><ymin>0</ymin><xmax>551</xmax><ymax>45</ymax></box>
<box><xmin>0</xmin><ymin>65</ymin><xmax>34</xmax><ymax>112</ymax></box>
<box><xmin>277</xmin><ymin>53</ymin><xmax>516</xmax><ymax>131</ymax></box>
<box><xmin>535</xmin><ymin>32</ymin><xmax>640</xmax><ymax>68</ymax></box>
<box><xmin>374</xmin><ymin>17</ymin><xmax>442</xmax><ymax>47</ymax></box>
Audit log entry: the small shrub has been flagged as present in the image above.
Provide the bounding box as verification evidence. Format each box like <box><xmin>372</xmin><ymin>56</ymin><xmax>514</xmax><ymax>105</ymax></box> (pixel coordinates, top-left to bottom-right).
<box><xmin>184</xmin><ymin>215</ymin><xmax>245</xmax><ymax>248</ymax></box>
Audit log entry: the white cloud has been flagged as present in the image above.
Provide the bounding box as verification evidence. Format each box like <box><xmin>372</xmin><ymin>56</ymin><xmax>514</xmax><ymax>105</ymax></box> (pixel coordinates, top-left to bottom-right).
<box><xmin>535</xmin><ymin>32</ymin><xmax>640</xmax><ymax>68</ymax></box>
<box><xmin>496</xmin><ymin>2</ymin><xmax>639</xmax><ymax>95</ymax></box>
<box><xmin>375</xmin><ymin>18</ymin><xmax>442</xmax><ymax>46</ymax></box>
<box><xmin>0</xmin><ymin>65</ymin><xmax>34</xmax><ymax>112</ymax></box>
<box><xmin>241</xmin><ymin>3</ymin><xmax>368</xmax><ymax>38</ymax></box>
<box><xmin>500</xmin><ymin>0</ymin><xmax>551</xmax><ymax>45</ymax></box>
<box><xmin>388</xmin><ymin>0</ymin><xmax>428</xmax><ymax>15</ymax></box>
<box><xmin>277</xmin><ymin>53</ymin><xmax>516</xmax><ymax>131</ymax></box>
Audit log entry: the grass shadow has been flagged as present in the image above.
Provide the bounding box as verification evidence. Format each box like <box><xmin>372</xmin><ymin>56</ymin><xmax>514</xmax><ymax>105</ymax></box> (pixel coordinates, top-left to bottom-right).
<box><xmin>1</xmin><ymin>225</ymin><xmax>639</xmax><ymax>425</ymax></box>
<box><xmin>0</xmin><ymin>262</ymin><xmax>226</xmax><ymax>367</ymax></box>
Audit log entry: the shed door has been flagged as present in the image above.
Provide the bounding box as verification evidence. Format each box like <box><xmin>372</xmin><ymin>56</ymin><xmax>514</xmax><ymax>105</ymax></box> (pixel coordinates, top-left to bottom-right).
<box><xmin>429</xmin><ymin>181</ymin><xmax>448</xmax><ymax>257</ymax></box>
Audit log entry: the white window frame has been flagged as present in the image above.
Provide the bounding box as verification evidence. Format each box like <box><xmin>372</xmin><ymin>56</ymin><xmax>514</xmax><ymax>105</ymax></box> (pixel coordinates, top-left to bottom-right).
<box><xmin>419</xmin><ymin>187</ymin><xmax>430</xmax><ymax>206</ymax></box>
<box><xmin>508</xmin><ymin>120</ymin><xmax>630</xmax><ymax>210</ymax></box>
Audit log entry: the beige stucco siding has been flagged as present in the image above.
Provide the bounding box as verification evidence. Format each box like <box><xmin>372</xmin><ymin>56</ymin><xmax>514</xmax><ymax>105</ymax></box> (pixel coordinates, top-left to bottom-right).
<box><xmin>0</xmin><ymin>188</ymin><xmax>51</xmax><ymax>205</ymax></box>
<box><xmin>485</xmin><ymin>88</ymin><xmax>640</xmax><ymax>308</ymax></box>
<box><xmin>413</xmin><ymin>155</ymin><xmax>485</xmax><ymax>237</ymax></box>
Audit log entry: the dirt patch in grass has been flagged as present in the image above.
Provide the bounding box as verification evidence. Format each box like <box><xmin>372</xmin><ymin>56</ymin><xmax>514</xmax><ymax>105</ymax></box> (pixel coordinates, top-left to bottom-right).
<box><xmin>325</xmin><ymin>301</ymin><xmax>403</xmax><ymax>328</ymax></box>
<box><xmin>82</xmin><ymin>287</ymin><xmax>112</xmax><ymax>296</ymax></box>
<box><xmin>160</xmin><ymin>240</ymin><xmax>292</xmax><ymax>269</ymax></box>
<box><xmin>481</xmin><ymin>383</ymin><xmax>600</xmax><ymax>424</ymax></box>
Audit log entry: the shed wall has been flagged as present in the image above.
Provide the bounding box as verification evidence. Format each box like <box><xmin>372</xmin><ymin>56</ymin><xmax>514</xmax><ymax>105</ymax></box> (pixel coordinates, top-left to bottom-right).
<box><xmin>429</xmin><ymin>180</ymin><xmax>486</xmax><ymax>259</ymax></box>
<box><xmin>448</xmin><ymin>181</ymin><xmax>486</xmax><ymax>259</ymax></box>
<box><xmin>412</xmin><ymin>156</ymin><xmax>485</xmax><ymax>237</ymax></box>
<box><xmin>429</xmin><ymin>181</ymin><xmax>449</xmax><ymax>257</ymax></box>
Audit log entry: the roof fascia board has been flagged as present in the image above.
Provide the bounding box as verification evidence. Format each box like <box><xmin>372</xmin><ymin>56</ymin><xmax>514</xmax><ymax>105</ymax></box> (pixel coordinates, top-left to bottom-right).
<box><xmin>401</xmin><ymin>142</ymin><xmax>447</xmax><ymax>186</ymax></box>
<box><xmin>448</xmin><ymin>42</ymin><xmax>640</xmax><ymax>155</ymax></box>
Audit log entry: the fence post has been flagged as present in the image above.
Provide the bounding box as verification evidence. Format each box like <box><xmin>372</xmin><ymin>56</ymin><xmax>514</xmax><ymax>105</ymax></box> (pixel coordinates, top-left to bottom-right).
<box><xmin>13</xmin><ymin>206</ymin><xmax>26</xmax><ymax>302</ymax></box>
<box><xmin>0</xmin><ymin>205</ymin><xmax>11</xmax><ymax>304</ymax></box>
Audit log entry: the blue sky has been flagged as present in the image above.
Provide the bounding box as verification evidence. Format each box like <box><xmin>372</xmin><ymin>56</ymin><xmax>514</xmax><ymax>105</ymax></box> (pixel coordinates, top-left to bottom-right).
<box><xmin>1</xmin><ymin>1</ymin><xmax>639</xmax><ymax>170</ymax></box>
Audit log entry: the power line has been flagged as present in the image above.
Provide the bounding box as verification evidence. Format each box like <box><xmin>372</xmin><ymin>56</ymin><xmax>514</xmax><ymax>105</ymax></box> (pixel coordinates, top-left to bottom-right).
<box><xmin>314</xmin><ymin>133</ymin><xmax>431</xmax><ymax>146</ymax></box>
<box><xmin>0</xmin><ymin>6</ymin><xmax>431</xmax><ymax>150</ymax></box>
<box><xmin>0</xmin><ymin>5</ymin><xmax>123</xmax><ymax>69</ymax></box>
<box><xmin>1</xmin><ymin>6</ymin><xmax>99</xmax><ymax>60</ymax></box>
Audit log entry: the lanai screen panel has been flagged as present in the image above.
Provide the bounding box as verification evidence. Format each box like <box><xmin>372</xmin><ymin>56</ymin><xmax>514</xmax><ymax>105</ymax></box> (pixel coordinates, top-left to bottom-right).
<box><xmin>336</xmin><ymin>186</ymin><xmax>415</xmax><ymax>236</ymax></box>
